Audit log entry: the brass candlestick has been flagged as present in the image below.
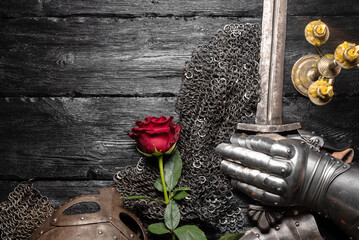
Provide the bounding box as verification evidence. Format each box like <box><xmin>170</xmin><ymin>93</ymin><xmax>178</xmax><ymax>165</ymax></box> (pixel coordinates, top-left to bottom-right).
<box><xmin>292</xmin><ymin>20</ymin><xmax>359</xmax><ymax>105</ymax></box>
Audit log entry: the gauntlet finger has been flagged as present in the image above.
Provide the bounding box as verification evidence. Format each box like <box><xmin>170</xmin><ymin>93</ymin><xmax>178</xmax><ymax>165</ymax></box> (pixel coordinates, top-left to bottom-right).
<box><xmin>221</xmin><ymin>160</ymin><xmax>287</xmax><ymax>195</ymax></box>
<box><xmin>231</xmin><ymin>180</ymin><xmax>285</xmax><ymax>206</ymax></box>
<box><xmin>230</xmin><ymin>134</ymin><xmax>294</xmax><ymax>159</ymax></box>
<box><xmin>216</xmin><ymin>143</ymin><xmax>292</xmax><ymax>177</ymax></box>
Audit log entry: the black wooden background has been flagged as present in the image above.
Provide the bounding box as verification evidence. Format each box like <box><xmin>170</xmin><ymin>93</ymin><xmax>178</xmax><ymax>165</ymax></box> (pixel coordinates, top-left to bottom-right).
<box><xmin>0</xmin><ymin>0</ymin><xmax>358</xmax><ymax>239</ymax></box>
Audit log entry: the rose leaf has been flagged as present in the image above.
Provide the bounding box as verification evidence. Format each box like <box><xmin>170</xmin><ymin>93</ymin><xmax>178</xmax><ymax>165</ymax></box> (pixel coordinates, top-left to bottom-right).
<box><xmin>173</xmin><ymin>191</ymin><xmax>189</xmax><ymax>200</ymax></box>
<box><xmin>172</xmin><ymin>186</ymin><xmax>190</xmax><ymax>193</ymax></box>
<box><xmin>154</xmin><ymin>178</ymin><xmax>164</xmax><ymax>192</ymax></box>
<box><xmin>148</xmin><ymin>222</ymin><xmax>170</xmax><ymax>235</ymax></box>
<box><xmin>164</xmin><ymin>200</ymin><xmax>180</xmax><ymax>230</ymax></box>
<box><xmin>164</xmin><ymin>149</ymin><xmax>182</xmax><ymax>191</ymax></box>
<box><xmin>173</xmin><ymin>225</ymin><xmax>207</xmax><ymax>240</ymax></box>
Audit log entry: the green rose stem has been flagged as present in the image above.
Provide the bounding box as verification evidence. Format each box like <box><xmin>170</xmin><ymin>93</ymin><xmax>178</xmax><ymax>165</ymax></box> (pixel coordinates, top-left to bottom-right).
<box><xmin>158</xmin><ymin>155</ymin><xmax>169</xmax><ymax>204</ymax></box>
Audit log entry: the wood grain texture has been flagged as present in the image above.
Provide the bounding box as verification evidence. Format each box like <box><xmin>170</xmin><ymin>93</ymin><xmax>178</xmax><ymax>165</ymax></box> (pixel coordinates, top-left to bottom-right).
<box><xmin>0</xmin><ymin>180</ymin><xmax>112</xmax><ymax>206</ymax></box>
<box><xmin>0</xmin><ymin>17</ymin><xmax>259</xmax><ymax>96</ymax></box>
<box><xmin>0</xmin><ymin>97</ymin><xmax>176</xmax><ymax>180</ymax></box>
<box><xmin>1</xmin><ymin>16</ymin><xmax>358</xmax><ymax>97</ymax></box>
<box><xmin>0</xmin><ymin>96</ymin><xmax>358</xmax><ymax>181</ymax></box>
<box><xmin>1</xmin><ymin>0</ymin><xmax>359</xmax><ymax>17</ymax></box>
<box><xmin>0</xmin><ymin>0</ymin><xmax>263</xmax><ymax>18</ymax></box>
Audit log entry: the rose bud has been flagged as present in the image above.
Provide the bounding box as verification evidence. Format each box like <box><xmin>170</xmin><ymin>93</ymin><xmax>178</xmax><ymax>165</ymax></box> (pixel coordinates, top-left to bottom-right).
<box><xmin>128</xmin><ymin>116</ymin><xmax>182</xmax><ymax>157</ymax></box>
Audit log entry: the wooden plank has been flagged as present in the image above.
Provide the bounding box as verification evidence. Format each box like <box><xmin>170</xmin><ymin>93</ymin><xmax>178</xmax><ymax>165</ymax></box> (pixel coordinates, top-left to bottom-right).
<box><xmin>0</xmin><ymin>180</ymin><xmax>112</xmax><ymax>206</ymax></box>
<box><xmin>1</xmin><ymin>95</ymin><xmax>358</xmax><ymax>181</ymax></box>
<box><xmin>0</xmin><ymin>17</ymin><xmax>259</xmax><ymax>96</ymax></box>
<box><xmin>0</xmin><ymin>97</ymin><xmax>176</xmax><ymax>180</ymax></box>
<box><xmin>1</xmin><ymin>0</ymin><xmax>359</xmax><ymax>17</ymax></box>
<box><xmin>0</xmin><ymin>0</ymin><xmax>263</xmax><ymax>18</ymax></box>
<box><xmin>1</xmin><ymin>16</ymin><xmax>359</xmax><ymax>97</ymax></box>
<box><xmin>283</xmin><ymin>95</ymin><xmax>358</xmax><ymax>146</ymax></box>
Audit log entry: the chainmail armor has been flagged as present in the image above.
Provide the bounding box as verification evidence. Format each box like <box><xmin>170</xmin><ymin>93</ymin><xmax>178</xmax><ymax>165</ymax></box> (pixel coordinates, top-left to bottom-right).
<box><xmin>0</xmin><ymin>180</ymin><xmax>54</xmax><ymax>240</ymax></box>
<box><xmin>114</xmin><ymin>23</ymin><xmax>262</xmax><ymax>233</ymax></box>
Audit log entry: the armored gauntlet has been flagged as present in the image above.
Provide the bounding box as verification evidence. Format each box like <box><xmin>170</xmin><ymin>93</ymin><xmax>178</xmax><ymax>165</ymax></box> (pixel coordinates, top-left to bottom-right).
<box><xmin>216</xmin><ymin>134</ymin><xmax>359</xmax><ymax>239</ymax></box>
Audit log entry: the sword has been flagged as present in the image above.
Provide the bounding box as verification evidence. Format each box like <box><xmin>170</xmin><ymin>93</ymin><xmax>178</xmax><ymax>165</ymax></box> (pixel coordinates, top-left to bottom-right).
<box><xmin>237</xmin><ymin>0</ymin><xmax>300</xmax><ymax>133</ymax></box>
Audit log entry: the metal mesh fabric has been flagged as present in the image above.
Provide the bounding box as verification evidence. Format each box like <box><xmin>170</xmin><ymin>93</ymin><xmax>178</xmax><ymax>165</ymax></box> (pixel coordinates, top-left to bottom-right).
<box><xmin>0</xmin><ymin>181</ymin><xmax>54</xmax><ymax>240</ymax></box>
<box><xmin>114</xmin><ymin>23</ymin><xmax>262</xmax><ymax>233</ymax></box>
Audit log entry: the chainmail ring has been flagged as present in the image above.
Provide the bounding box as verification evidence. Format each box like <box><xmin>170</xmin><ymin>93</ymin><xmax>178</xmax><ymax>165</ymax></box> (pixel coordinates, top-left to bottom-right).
<box><xmin>0</xmin><ymin>181</ymin><xmax>54</xmax><ymax>240</ymax></box>
<box><xmin>114</xmin><ymin>23</ymin><xmax>262</xmax><ymax>234</ymax></box>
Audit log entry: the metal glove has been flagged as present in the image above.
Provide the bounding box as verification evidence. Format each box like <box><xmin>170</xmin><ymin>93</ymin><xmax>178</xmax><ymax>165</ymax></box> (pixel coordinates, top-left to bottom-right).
<box><xmin>216</xmin><ymin>133</ymin><xmax>350</xmax><ymax>209</ymax></box>
<box><xmin>216</xmin><ymin>133</ymin><xmax>359</xmax><ymax>239</ymax></box>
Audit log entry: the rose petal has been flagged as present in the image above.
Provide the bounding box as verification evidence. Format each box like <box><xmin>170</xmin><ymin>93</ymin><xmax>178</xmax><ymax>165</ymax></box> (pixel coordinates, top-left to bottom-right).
<box><xmin>143</xmin><ymin>117</ymin><xmax>172</xmax><ymax>128</ymax></box>
<box><xmin>137</xmin><ymin>132</ymin><xmax>171</xmax><ymax>153</ymax></box>
<box><xmin>128</xmin><ymin>116</ymin><xmax>181</xmax><ymax>154</ymax></box>
<box><xmin>146</xmin><ymin>128</ymin><xmax>171</xmax><ymax>134</ymax></box>
<box><xmin>131</xmin><ymin>127</ymin><xmax>170</xmax><ymax>133</ymax></box>
<box><xmin>135</xmin><ymin>121</ymin><xmax>145</xmax><ymax>127</ymax></box>
<box><xmin>174</xmin><ymin>125</ymin><xmax>182</xmax><ymax>140</ymax></box>
<box><xmin>128</xmin><ymin>132</ymin><xmax>140</xmax><ymax>140</ymax></box>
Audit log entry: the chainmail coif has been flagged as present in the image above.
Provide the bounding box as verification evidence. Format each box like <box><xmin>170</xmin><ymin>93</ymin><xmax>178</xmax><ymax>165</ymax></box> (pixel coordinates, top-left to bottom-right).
<box><xmin>114</xmin><ymin>23</ymin><xmax>262</xmax><ymax>234</ymax></box>
<box><xmin>0</xmin><ymin>180</ymin><xmax>54</xmax><ymax>240</ymax></box>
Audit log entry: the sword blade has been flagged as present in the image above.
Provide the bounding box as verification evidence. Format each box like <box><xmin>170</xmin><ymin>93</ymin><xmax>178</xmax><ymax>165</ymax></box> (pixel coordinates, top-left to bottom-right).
<box><xmin>255</xmin><ymin>0</ymin><xmax>287</xmax><ymax>125</ymax></box>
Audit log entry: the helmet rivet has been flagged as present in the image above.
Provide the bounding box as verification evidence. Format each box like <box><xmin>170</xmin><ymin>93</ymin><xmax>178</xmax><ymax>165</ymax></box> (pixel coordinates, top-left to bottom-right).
<box><xmin>295</xmin><ymin>222</ymin><xmax>299</xmax><ymax>227</ymax></box>
<box><xmin>275</xmin><ymin>225</ymin><xmax>280</xmax><ymax>230</ymax></box>
<box><xmin>80</xmin><ymin>217</ymin><xmax>84</xmax><ymax>220</ymax></box>
<box><xmin>130</xmin><ymin>233</ymin><xmax>134</xmax><ymax>238</ymax></box>
<box><xmin>98</xmin><ymin>230</ymin><xmax>103</xmax><ymax>234</ymax></box>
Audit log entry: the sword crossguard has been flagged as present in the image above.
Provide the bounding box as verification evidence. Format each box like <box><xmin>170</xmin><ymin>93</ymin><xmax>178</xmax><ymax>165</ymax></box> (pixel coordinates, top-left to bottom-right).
<box><xmin>292</xmin><ymin>20</ymin><xmax>359</xmax><ymax>105</ymax></box>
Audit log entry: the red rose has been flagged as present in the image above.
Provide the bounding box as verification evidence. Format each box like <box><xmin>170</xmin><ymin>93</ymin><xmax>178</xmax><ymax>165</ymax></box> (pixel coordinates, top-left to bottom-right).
<box><xmin>128</xmin><ymin>116</ymin><xmax>182</xmax><ymax>155</ymax></box>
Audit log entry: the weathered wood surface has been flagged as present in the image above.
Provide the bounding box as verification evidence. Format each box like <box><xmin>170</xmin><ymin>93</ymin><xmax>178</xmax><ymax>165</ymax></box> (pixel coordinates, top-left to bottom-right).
<box><xmin>0</xmin><ymin>17</ymin><xmax>259</xmax><ymax>96</ymax></box>
<box><xmin>0</xmin><ymin>180</ymin><xmax>112</xmax><ymax>207</ymax></box>
<box><xmin>1</xmin><ymin>0</ymin><xmax>359</xmax><ymax>17</ymax></box>
<box><xmin>0</xmin><ymin>96</ymin><xmax>357</xmax><ymax>181</ymax></box>
<box><xmin>4</xmin><ymin>0</ymin><xmax>261</xmax><ymax>18</ymax></box>
<box><xmin>1</xmin><ymin>16</ymin><xmax>358</xmax><ymax>97</ymax></box>
<box><xmin>0</xmin><ymin>97</ymin><xmax>176</xmax><ymax>180</ymax></box>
